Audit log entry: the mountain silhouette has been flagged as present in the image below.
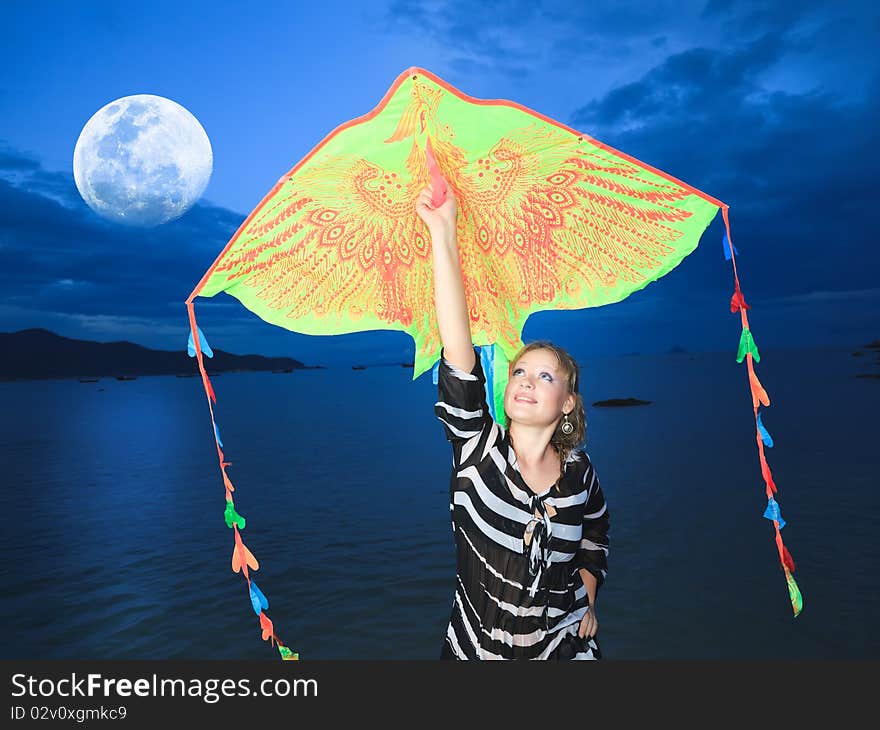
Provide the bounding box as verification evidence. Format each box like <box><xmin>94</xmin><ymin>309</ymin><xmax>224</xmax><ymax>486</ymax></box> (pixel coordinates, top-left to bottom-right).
<box><xmin>0</xmin><ymin>328</ymin><xmax>311</xmax><ymax>381</ymax></box>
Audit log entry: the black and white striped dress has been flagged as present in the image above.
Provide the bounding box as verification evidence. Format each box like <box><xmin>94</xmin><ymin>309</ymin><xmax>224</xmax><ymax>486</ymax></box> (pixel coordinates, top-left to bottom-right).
<box><xmin>435</xmin><ymin>347</ymin><xmax>610</xmax><ymax>660</ymax></box>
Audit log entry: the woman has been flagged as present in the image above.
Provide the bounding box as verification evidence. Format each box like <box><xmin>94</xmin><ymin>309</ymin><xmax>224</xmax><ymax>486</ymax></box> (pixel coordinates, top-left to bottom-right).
<box><xmin>417</xmin><ymin>183</ymin><xmax>611</xmax><ymax>660</ymax></box>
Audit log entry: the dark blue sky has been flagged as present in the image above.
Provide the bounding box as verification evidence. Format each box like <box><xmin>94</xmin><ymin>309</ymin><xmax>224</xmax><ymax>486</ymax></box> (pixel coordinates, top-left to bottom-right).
<box><xmin>1</xmin><ymin>0</ymin><xmax>877</xmax><ymax>365</ymax></box>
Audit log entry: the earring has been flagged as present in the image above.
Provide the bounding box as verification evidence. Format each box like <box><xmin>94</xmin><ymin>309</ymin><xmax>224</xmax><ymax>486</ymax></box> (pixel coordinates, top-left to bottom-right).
<box><xmin>561</xmin><ymin>412</ymin><xmax>574</xmax><ymax>435</ymax></box>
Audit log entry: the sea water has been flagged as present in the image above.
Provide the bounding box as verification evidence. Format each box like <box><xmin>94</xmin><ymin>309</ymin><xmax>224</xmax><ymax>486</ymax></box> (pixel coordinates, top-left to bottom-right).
<box><xmin>1</xmin><ymin>346</ymin><xmax>877</xmax><ymax>659</ymax></box>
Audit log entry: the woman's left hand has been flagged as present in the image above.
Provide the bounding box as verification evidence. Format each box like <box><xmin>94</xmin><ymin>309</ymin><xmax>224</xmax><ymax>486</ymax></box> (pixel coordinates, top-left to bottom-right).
<box><xmin>578</xmin><ymin>606</ymin><xmax>598</xmax><ymax>640</ymax></box>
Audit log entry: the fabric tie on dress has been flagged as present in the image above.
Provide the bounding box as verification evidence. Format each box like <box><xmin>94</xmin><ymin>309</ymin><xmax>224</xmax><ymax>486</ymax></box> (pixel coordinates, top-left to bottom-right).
<box><xmin>524</xmin><ymin>491</ymin><xmax>555</xmax><ymax>629</ymax></box>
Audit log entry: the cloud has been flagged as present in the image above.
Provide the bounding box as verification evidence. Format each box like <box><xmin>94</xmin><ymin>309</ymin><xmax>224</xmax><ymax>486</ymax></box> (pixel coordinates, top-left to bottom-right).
<box><xmin>380</xmin><ymin>1</ymin><xmax>879</xmax><ymax>311</ymax></box>
<box><xmin>0</xmin><ymin>145</ymin><xmax>422</xmax><ymax>363</ymax></box>
<box><xmin>567</xmin><ymin>36</ymin><xmax>880</xmax><ymax>303</ymax></box>
<box><xmin>0</xmin><ymin>144</ymin><xmax>244</xmax><ymax>338</ymax></box>
<box><xmin>576</xmin><ymin>33</ymin><xmax>785</xmax><ymax>129</ymax></box>
<box><xmin>0</xmin><ymin>142</ymin><xmax>41</xmax><ymax>172</ymax></box>
<box><xmin>3</xmin><ymin>14</ymin><xmax>878</xmax><ymax>365</ymax></box>
<box><xmin>703</xmin><ymin>0</ymin><xmax>857</xmax><ymax>34</ymax></box>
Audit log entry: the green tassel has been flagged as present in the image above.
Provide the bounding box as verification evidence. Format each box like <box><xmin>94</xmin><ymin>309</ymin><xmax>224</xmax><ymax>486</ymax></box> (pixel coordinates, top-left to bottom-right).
<box><xmin>736</xmin><ymin>328</ymin><xmax>761</xmax><ymax>363</ymax></box>
<box><xmin>785</xmin><ymin>568</ymin><xmax>803</xmax><ymax>617</ymax></box>
<box><xmin>224</xmin><ymin>500</ymin><xmax>246</xmax><ymax>529</ymax></box>
<box><xmin>493</xmin><ymin>346</ymin><xmax>510</xmax><ymax>428</ymax></box>
<box><xmin>278</xmin><ymin>645</ymin><xmax>299</xmax><ymax>660</ymax></box>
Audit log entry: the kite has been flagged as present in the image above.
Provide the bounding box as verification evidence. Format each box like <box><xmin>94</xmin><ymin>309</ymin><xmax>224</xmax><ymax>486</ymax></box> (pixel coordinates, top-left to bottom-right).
<box><xmin>185</xmin><ymin>66</ymin><xmax>802</xmax><ymax>658</ymax></box>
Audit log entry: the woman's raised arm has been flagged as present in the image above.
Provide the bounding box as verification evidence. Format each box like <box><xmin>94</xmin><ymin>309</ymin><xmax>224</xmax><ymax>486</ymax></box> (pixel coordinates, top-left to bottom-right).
<box><xmin>416</xmin><ymin>185</ymin><xmax>475</xmax><ymax>373</ymax></box>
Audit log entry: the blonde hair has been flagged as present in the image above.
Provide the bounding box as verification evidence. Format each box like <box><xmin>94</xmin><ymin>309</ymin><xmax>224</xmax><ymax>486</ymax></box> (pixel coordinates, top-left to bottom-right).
<box><xmin>503</xmin><ymin>340</ymin><xmax>587</xmax><ymax>479</ymax></box>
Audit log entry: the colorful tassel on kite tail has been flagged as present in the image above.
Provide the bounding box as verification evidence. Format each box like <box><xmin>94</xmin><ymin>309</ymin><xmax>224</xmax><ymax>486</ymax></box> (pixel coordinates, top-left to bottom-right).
<box><xmin>722</xmin><ymin>208</ymin><xmax>803</xmax><ymax>617</ymax></box>
<box><xmin>775</xmin><ymin>531</ymin><xmax>803</xmax><ymax>616</ymax></box>
<box><xmin>278</xmin><ymin>644</ymin><xmax>300</xmax><ymax>660</ymax></box>
<box><xmin>784</xmin><ymin>567</ymin><xmax>804</xmax><ymax>617</ymax></box>
<box><xmin>480</xmin><ymin>344</ymin><xmax>498</xmax><ymax>422</ymax></box>
<box><xmin>756</xmin><ymin>412</ymin><xmax>774</xmax><ymax>447</ymax></box>
<box><xmin>467</xmin><ymin>342</ymin><xmax>513</xmax><ymax>427</ymax></box>
<box><xmin>185</xmin><ymin>300</ymin><xmax>300</xmax><ymax>657</ymax></box>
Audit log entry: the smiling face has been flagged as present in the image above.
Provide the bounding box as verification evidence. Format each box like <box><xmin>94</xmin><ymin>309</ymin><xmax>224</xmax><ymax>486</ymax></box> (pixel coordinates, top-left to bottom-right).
<box><xmin>504</xmin><ymin>348</ymin><xmax>576</xmax><ymax>429</ymax></box>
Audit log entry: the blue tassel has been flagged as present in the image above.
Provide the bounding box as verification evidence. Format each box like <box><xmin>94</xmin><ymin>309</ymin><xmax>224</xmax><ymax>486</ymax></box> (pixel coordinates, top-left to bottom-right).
<box><xmin>249</xmin><ymin>581</ymin><xmax>269</xmax><ymax>616</ymax></box>
<box><xmin>213</xmin><ymin>422</ymin><xmax>224</xmax><ymax>448</ymax></box>
<box><xmin>480</xmin><ymin>345</ymin><xmax>496</xmax><ymax>422</ymax></box>
<box><xmin>432</xmin><ymin>360</ymin><xmax>440</xmax><ymax>385</ymax></box>
<box><xmin>763</xmin><ymin>496</ymin><xmax>786</xmax><ymax>529</ymax></box>
<box><xmin>187</xmin><ymin>326</ymin><xmax>213</xmax><ymax>358</ymax></box>
<box><xmin>722</xmin><ymin>230</ymin><xmax>739</xmax><ymax>261</ymax></box>
<box><xmin>757</xmin><ymin>412</ymin><xmax>774</xmax><ymax>447</ymax></box>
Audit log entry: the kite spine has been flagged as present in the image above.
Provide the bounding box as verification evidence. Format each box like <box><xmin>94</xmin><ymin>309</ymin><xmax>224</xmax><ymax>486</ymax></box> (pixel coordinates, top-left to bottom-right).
<box><xmin>722</xmin><ymin>208</ymin><xmax>803</xmax><ymax>617</ymax></box>
<box><xmin>185</xmin><ymin>300</ymin><xmax>300</xmax><ymax>659</ymax></box>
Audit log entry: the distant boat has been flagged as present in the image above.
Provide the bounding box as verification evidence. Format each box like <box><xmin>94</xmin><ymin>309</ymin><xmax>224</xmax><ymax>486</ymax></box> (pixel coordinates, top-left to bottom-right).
<box><xmin>352</xmin><ymin>365</ymin><xmax>367</xmax><ymax>370</ymax></box>
<box><xmin>175</xmin><ymin>373</ymin><xmax>197</xmax><ymax>377</ymax></box>
<box><xmin>116</xmin><ymin>375</ymin><xmax>137</xmax><ymax>381</ymax></box>
<box><xmin>592</xmin><ymin>397</ymin><xmax>652</xmax><ymax>407</ymax></box>
<box><xmin>401</xmin><ymin>361</ymin><xmax>414</xmax><ymax>367</ymax></box>
<box><xmin>78</xmin><ymin>378</ymin><xmax>100</xmax><ymax>383</ymax></box>
<box><xmin>271</xmin><ymin>368</ymin><xmax>294</xmax><ymax>374</ymax></box>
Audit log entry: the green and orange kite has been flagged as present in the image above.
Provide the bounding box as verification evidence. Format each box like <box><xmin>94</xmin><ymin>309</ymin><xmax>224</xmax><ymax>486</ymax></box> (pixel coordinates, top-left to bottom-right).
<box><xmin>185</xmin><ymin>66</ymin><xmax>802</xmax><ymax>659</ymax></box>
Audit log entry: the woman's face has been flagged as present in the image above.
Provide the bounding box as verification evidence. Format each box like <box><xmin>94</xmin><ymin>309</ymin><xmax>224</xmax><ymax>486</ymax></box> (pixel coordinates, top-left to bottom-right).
<box><xmin>504</xmin><ymin>348</ymin><xmax>574</xmax><ymax>428</ymax></box>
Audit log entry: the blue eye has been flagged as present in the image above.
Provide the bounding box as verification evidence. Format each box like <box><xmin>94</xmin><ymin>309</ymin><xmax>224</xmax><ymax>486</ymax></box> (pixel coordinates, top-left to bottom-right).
<box><xmin>512</xmin><ymin>367</ymin><xmax>552</xmax><ymax>381</ymax></box>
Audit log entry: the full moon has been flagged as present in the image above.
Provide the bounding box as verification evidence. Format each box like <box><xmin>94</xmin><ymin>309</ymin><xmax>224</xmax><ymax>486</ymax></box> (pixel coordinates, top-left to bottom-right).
<box><xmin>73</xmin><ymin>94</ymin><xmax>213</xmax><ymax>227</ymax></box>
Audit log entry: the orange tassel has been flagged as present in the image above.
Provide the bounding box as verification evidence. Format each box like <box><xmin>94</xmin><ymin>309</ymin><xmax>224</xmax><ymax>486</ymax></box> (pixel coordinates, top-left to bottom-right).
<box><xmin>760</xmin><ymin>453</ymin><xmax>777</xmax><ymax>494</ymax></box>
<box><xmin>782</xmin><ymin>544</ymin><xmax>796</xmax><ymax>573</ymax></box>
<box><xmin>259</xmin><ymin>612</ymin><xmax>275</xmax><ymax>643</ymax></box>
<box><xmin>749</xmin><ymin>368</ymin><xmax>770</xmax><ymax>409</ymax></box>
<box><xmin>775</xmin><ymin>532</ymin><xmax>796</xmax><ymax>572</ymax></box>
<box><xmin>203</xmin><ymin>373</ymin><xmax>216</xmax><ymax>405</ymax></box>
<box><xmin>232</xmin><ymin>532</ymin><xmax>260</xmax><ymax>577</ymax></box>
<box><xmin>730</xmin><ymin>287</ymin><xmax>750</xmax><ymax>313</ymax></box>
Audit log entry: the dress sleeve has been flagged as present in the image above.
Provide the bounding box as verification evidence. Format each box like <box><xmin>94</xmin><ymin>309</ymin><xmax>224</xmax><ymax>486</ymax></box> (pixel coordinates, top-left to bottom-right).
<box><xmin>433</xmin><ymin>345</ymin><xmax>496</xmax><ymax>469</ymax></box>
<box><xmin>576</xmin><ymin>455</ymin><xmax>610</xmax><ymax>593</ymax></box>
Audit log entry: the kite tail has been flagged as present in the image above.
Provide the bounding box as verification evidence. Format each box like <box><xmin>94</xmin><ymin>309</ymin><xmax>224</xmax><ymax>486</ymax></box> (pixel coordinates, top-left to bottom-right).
<box><xmin>722</xmin><ymin>208</ymin><xmax>802</xmax><ymax>618</ymax></box>
<box><xmin>430</xmin><ymin>342</ymin><xmax>513</xmax><ymax>428</ymax></box>
<box><xmin>185</xmin><ymin>300</ymin><xmax>300</xmax><ymax>660</ymax></box>
<box><xmin>481</xmin><ymin>343</ymin><xmax>511</xmax><ymax>426</ymax></box>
